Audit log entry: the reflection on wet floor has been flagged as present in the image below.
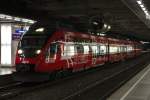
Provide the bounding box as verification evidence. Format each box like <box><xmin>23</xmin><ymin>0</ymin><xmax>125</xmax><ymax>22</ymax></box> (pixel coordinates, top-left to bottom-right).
<box><xmin>0</xmin><ymin>67</ymin><xmax>15</xmax><ymax>75</ymax></box>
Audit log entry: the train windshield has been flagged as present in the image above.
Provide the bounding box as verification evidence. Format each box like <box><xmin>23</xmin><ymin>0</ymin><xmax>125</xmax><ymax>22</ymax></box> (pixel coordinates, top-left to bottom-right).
<box><xmin>19</xmin><ymin>35</ymin><xmax>47</xmax><ymax>49</ymax></box>
<box><xmin>18</xmin><ymin>34</ymin><xmax>47</xmax><ymax>58</ymax></box>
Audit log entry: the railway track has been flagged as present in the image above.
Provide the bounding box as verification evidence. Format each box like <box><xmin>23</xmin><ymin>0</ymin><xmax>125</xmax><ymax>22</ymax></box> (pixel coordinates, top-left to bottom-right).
<box><xmin>0</xmin><ymin>62</ymin><xmax>120</xmax><ymax>100</ymax></box>
<box><xmin>0</xmin><ymin>82</ymin><xmax>22</xmax><ymax>90</ymax></box>
<box><xmin>0</xmin><ymin>75</ymin><xmax>15</xmax><ymax>86</ymax></box>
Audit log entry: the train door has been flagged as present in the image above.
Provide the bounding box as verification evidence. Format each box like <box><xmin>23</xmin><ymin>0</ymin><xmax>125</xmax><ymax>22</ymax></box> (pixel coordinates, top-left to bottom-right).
<box><xmin>62</xmin><ymin>43</ymin><xmax>76</xmax><ymax>69</ymax></box>
<box><xmin>75</xmin><ymin>44</ymin><xmax>85</xmax><ymax>70</ymax></box>
<box><xmin>45</xmin><ymin>43</ymin><xmax>57</xmax><ymax>63</ymax></box>
<box><xmin>44</xmin><ymin>42</ymin><xmax>62</xmax><ymax>71</ymax></box>
<box><xmin>83</xmin><ymin>45</ymin><xmax>91</xmax><ymax>68</ymax></box>
<box><xmin>99</xmin><ymin>44</ymin><xmax>107</xmax><ymax>63</ymax></box>
<box><xmin>91</xmin><ymin>45</ymin><xmax>99</xmax><ymax>65</ymax></box>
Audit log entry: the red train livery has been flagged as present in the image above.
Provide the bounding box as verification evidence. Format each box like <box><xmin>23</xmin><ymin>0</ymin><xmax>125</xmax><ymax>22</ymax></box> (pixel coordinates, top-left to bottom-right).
<box><xmin>14</xmin><ymin>21</ymin><xmax>142</xmax><ymax>81</ymax></box>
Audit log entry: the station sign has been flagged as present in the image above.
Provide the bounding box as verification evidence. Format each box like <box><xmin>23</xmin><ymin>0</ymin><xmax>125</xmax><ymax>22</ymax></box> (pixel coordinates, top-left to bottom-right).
<box><xmin>12</xmin><ymin>29</ymin><xmax>26</xmax><ymax>40</ymax></box>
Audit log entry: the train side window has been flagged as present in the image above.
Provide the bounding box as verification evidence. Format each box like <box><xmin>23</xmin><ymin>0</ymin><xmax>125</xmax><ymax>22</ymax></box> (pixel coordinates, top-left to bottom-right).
<box><xmin>109</xmin><ymin>46</ymin><xmax>118</xmax><ymax>54</ymax></box>
<box><xmin>45</xmin><ymin>43</ymin><xmax>58</xmax><ymax>60</ymax></box>
<box><xmin>63</xmin><ymin>45</ymin><xmax>75</xmax><ymax>56</ymax></box>
<box><xmin>127</xmin><ymin>46</ymin><xmax>133</xmax><ymax>52</ymax></box>
<box><xmin>49</xmin><ymin>43</ymin><xmax>57</xmax><ymax>58</ymax></box>
<box><xmin>100</xmin><ymin>45</ymin><xmax>107</xmax><ymax>55</ymax></box>
<box><xmin>117</xmin><ymin>46</ymin><xmax>120</xmax><ymax>53</ymax></box>
<box><xmin>120</xmin><ymin>46</ymin><xmax>123</xmax><ymax>53</ymax></box>
<box><xmin>76</xmin><ymin>44</ymin><xmax>84</xmax><ymax>54</ymax></box>
<box><xmin>91</xmin><ymin>45</ymin><xmax>99</xmax><ymax>57</ymax></box>
<box><xmin>83</xmin><ymin>45</ymin><xmax>89</xmax><ymax>54</ymax></box>
<box><xmin>122</xmin><ymin>46</ymin><xmax>127</xmax><ymax>52</ymax></box>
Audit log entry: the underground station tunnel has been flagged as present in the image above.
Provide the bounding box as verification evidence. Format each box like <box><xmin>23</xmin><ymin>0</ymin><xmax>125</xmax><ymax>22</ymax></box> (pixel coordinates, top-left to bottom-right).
<box><xmin>0</xmin><ymin>0</ymin><xmax>150</xmax><ymax>100</ymax></box>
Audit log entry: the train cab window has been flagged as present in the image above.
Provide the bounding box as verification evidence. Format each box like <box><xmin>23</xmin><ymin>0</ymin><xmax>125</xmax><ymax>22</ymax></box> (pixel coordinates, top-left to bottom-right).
<box><xmin>83</xmin><ymin>45</ymin><xmax>89</xmax><ymax>54</ymax></box>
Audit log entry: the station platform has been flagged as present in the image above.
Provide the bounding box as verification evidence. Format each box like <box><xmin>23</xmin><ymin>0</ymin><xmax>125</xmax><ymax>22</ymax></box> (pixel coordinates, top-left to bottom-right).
<box><xmin>0</xmin><ymin>67</ymin><xmax>14</xmax><ymax>75</ymax></box>
<box><xmin>107</xmin><ymin>63</ymin><xmax>150</xmax><ymax>100</ymax></box>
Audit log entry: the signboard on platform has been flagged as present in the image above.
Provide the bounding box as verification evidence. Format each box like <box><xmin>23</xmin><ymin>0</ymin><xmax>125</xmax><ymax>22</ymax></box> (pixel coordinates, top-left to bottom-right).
<box><xmin>12</xmin><ymin>29</ymin><xmax>26</xmax><ymax>40</ymax></box>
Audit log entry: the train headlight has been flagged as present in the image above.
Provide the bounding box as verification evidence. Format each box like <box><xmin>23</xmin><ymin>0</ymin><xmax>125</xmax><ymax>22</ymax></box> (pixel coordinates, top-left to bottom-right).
<box><xmin>18</xmin><ymin>49</ymin><xmax>23</xmax><ymax>54</ymax></box>
<box><xmin>36</xmin><ymin>50</ymin><xmax>41</xmax><ymax>54</ymax></box>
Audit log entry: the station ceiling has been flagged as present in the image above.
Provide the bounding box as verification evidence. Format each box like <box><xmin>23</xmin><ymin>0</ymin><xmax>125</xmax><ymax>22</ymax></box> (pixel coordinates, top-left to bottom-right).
<box><xmin>0</xmin><ymin>0</ymin><xmax>150</xmax><ymax>41</ymax></box>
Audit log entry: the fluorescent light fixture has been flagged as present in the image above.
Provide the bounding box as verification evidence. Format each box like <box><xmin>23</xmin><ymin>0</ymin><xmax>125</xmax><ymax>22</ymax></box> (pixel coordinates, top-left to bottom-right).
<box><xmin>144</xmin><ymin>10</ymin><xmax>149</xmax><ymax>15</ymax></box>
<box><xmin>0</xmin><ymin>14</ymin><xmax>5</xmax><ymax>19</ymax></box>
<box><xmin>0</xmin><ymin>13</ymin><xmax>36</xmax><ymax>24</ymax></box>
<box><xmin>144</xmin><ymin>10</ymin><xmax>148</xmax><ymax>13</ymax></box>
<box><xmin>142</xmin><ymin>7</ymin><xmax>146</xmax><ymax>11</ymax></box>
<box><xmin>137</xmin><ymin>0</ymin><xmax>142</xmax><ymax>5</ymax></box>
<box><xmin>22</xmin><ymin>18</ymin><xmax>29</xmax><ymax>23</ymax></box>
<box><xmin>93</xmin><ymin>21</ymin><xmax>98</xmax><ymax>25</ymax></box>
<box><xmin>5</xmin><ymin>15</ymin><xmax>13</xmax><ymax>20</ymax></box>
<box><xmin>14</xmin><ymin>17</ymin><xmax>21</xmax><ymax>21</ymax></box>
<box><xmin>145</xmin><ymin>12</ymin><xmax>149</xmax><ymax>16</ymax></box>
<box><xmin>28</xmin><ymin>20</ymin><xmax>35</xmax><ymax>24</ymax></box>
<box><xmin>104</xmin><ymin>24</ymin><xmax>107</xmax><ymax>28</ymax></box>
<box><xmin>140</xmin><ymin>4</ymin><xmax>144</xmax><ymax>8</ymax></box>
<box><xmin>108</xmin><ymin>26</ymin><xmax>111</xmax><ymax>30</ymax></box>
<box><xmin>35</xmin><ymin>28</ymin><xmax>44</xmax><ymax>32</ymax></box>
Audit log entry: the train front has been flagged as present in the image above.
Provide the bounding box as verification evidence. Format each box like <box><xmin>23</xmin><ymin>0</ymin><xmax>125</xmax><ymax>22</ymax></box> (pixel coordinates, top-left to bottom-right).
<box><xmin>13</xmin><ymin>27</ymin><xmax>49</xmax><ymax>82</ymax></box>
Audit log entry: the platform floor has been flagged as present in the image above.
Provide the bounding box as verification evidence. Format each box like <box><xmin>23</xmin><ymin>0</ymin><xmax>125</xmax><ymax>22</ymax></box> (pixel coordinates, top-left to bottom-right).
<box><xmin>0</xmin><ymin>67</ymin><xmax>14</xmax><ymax>75</ymax></box>
<box><xmin>107</xmin><ymin>63</ymin><xmax>150</xmax><ymax>100</ymax></box>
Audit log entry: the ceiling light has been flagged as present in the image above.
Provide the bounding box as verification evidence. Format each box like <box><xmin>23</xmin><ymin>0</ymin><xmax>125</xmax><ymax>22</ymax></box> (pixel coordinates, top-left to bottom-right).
<box><xmin>22</xmin><ymin>19</ymin><xmax>29</xmax><ymax>23</ymax></box>
<box><xmin>146</xmin><ymin>13</ymin><xmax>149</xmax><ymax>16</ymax></box>
<box><xmin>14</xmin><ymin>17</ymin><xmax>21</xmax><ymax>21</ymax></box>
<box><xmin>137</xmin><ymin>0</ymin><xmax>142</xmax><ymax>5</ymax></box>
<box><xmin>140</xmin><ymin>4</ymin><xmax>144</xmax><ymax>8</ymax></box>
<box><xmin>144</xmin><ymin>10</ymin><xmax>148</xmax><ymax>13</ymax></box>
<box><xmin>145</xmin><ymin>13</ymin><xmax>149</xmax><ymax>16</ymax></box>
<box><xmin>0</xmin><ymin>14</ymin><xmax>5</xmax><ymax>19</ymax></box>
<box><xmin>28</xmin><ymin>20</ymin><xmax>35</xmax><ymax>24</ymax></box>
<box><xmin>104</xmin><ymin>24</ymin><xmax>107</xmax><ymax>28</ymax></box>
<box><xmin>142</xmin><ymin>7</ymin><xmax>146</xmax><ymax>11</ymax></box>
<box><xmin>108</xmin><ymin>26</ymin><xmax>111</xmax><ymax>30</ymax></box>
<box><xmin>35</xmin><ymin>28</ymin><xmax>44</xmax><ymax>32</ymax></box>
<box><xmin>5</xmin><ymin>15</ymin><xmax>13</xmax><ymax>20</ymax></box>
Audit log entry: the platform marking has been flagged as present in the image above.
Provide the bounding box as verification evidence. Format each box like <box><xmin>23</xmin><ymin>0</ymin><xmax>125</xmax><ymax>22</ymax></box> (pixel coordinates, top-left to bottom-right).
<box><xmin>120</xmin><ymin>64</ymin><xmax>150</xmax><ymax>100</ymax></box>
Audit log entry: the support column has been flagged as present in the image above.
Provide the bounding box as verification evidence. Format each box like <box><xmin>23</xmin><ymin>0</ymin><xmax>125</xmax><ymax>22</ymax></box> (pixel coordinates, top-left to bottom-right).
<box><xmin>0</xmin><ymin>23</ymin><xmax>12</xmax><ymax>66</ymax></box>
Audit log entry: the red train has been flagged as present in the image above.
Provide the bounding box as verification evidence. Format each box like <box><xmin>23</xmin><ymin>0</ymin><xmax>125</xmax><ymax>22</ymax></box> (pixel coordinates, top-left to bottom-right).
<box><xmin>13</xmin><ymin>20</ymin><xmax>142</xmax><ymax>82</ymax></box>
